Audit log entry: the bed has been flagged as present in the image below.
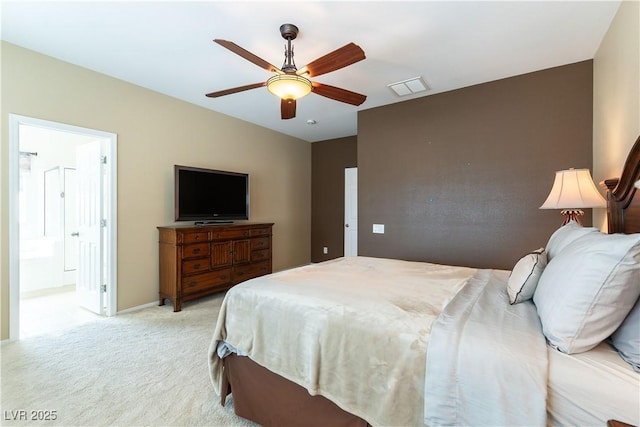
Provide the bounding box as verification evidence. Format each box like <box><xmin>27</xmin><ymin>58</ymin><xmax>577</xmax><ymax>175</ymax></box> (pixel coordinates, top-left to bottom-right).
<box><xmin>208</xmin><ymin>136</ymin><xmax>640</xmax><ymax>427</ymax></box>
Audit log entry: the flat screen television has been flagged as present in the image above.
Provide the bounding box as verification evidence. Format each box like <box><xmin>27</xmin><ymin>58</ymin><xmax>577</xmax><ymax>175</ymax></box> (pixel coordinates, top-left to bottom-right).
<box><xmin>174</xmin><ymin>165</ymin><xmax>249</xmax><ymax>223</ymax></box>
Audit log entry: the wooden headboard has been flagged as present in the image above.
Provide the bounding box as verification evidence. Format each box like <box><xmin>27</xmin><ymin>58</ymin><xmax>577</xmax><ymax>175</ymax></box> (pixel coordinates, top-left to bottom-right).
<box><xmin>603</xmin><ymin>135</ymin><xmax>640</xmax><ymax>234</ymax></box>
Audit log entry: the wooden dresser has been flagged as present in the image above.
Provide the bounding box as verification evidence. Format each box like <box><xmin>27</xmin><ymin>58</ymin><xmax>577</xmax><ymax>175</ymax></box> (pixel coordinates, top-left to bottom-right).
<box><xmin>158</xmin><ymin>222</ymin><xmax>273</xmax><ymax>311</ymax></box>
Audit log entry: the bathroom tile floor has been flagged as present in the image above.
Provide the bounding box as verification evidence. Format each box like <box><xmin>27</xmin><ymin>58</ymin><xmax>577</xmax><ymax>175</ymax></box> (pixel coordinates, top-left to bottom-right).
<box><xmin>20</xmin><ymin>286</ymin><xmax>101</xmax><ymax>338</ymax></box>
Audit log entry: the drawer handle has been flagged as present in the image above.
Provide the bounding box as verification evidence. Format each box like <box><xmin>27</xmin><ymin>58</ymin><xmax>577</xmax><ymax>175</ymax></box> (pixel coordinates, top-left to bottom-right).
<box><xmin>187</xmin><ymin>281</ymin><xmax>198</xmax><ymax>287</ymax></box>
<box><xmin>193</xmin><ymin>248</ymin><xmax>201</xmax><ymax>254</ymax></box>
<box><xmin>220</xmin><ymin>275</ymin><xmax>228</xmax><ymax>280</ymax></box>
<box><xmin>237</xmin><ymin>271</ymin><xmax>244</xmax><ymax>276</ymax></box>
<box><xmin>193</xmin><ymin>263</ymin><xmax>201</xmax><ymax>269</ymax></box>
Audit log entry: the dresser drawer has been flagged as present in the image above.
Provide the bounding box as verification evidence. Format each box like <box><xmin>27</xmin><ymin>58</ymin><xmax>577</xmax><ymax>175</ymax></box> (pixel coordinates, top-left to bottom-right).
<box><xmin>182</xmin><ymin>257</ymin><xmax>210</xmax><ymax>275</ymax></box>
<box><xmin>251</xmin><ymin>237</ymin><xmax>270</xmax><ymax>250</ymax></box>
<box><xmin>233</xmin><ymin>261</ymin><xmax>271</xmax><ymax>284</ymax></box>
<box><xmin>250</xmin><ymin>227</ymin><xmax>272</xmax><ymax>237</ymax></box>
<box><xmin>182</xmin><ymin>232</ymin><xmax>208</xmax><ymax>243</ymax></box>
<box><xmin>212</xmin><ymin>229</ymin><xmax>251</xmax><ymax>240</ymax></box>
<box><xmin>182</xmin><ymin>243</ymin><xmax>210</xmax><ymax>259</ymax></box>
<box><xmin>182</xmin><ymin>269</ymin><xmax>232</xmax><ymax>295</ymax></box>
<box><xmin>251</xmin><ymin>248</ymin><xmax>270</xmax><ymax>262</ymax></box>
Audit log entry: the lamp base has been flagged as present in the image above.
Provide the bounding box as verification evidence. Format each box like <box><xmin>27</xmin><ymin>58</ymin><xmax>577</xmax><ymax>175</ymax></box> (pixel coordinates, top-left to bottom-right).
<box><xmin>560</xmin><ymin>209</ymin><xmax>585</xmax><ymax>225</ymax></box>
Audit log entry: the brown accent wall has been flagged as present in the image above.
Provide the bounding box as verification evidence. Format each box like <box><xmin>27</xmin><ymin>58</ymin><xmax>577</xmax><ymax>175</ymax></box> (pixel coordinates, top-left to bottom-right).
<box><xmin>358</xmin><ymin>61</ymin><xmax>594</xmax><ymax>269</ymax></box>
<box><xmin>311</xmin><ymin>136</ymin><xmax>357</xmax><ymax>262</ymax></box>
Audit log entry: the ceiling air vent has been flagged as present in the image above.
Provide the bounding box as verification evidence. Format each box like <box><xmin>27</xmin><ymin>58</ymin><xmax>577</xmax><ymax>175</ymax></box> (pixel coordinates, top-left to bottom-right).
<box><xmin>387</xmin><ymin>76</ymin><xmax>429</xmax><ymax>97</ymax></box>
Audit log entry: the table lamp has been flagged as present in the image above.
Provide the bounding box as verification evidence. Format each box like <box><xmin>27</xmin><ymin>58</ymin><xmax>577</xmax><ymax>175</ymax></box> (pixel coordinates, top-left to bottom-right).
<box><xmin>540</xmin><ymin>168</ymin><xmax>606</xmax><ymax>225</ymax></box>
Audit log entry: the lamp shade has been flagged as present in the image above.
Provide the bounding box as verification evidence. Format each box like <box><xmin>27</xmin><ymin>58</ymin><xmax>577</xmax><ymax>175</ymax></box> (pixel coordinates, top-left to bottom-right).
<box><xmin>267</xmin><ymin>74</ymin><xmax>312</xmax><ymax>100</ymax></box>
<box><xmin>540</xmin><ymin>168</ymin><xmax>606</xmax><ymax>209</ymax></box>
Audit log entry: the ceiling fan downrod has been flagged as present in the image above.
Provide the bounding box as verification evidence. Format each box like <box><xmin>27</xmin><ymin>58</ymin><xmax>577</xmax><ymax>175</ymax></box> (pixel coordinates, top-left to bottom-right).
<box><xmin>280</xmin><ymin>23</ymin><xmax>299</xmax><ymax>73</ymax></box>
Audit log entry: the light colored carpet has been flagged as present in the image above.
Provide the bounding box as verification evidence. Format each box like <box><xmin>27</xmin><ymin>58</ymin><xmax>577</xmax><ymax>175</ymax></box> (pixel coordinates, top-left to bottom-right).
<box><xmin>1</xmin><ymin>293</ymin><xmax>257</xmax><ymax>427</ymax></box>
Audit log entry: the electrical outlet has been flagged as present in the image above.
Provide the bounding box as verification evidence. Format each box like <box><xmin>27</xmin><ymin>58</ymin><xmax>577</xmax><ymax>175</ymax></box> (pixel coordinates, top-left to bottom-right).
<box><xmin>323</xmin><ymin>246</ymin><xmax>328</xmax><ymax>254</ymax></box>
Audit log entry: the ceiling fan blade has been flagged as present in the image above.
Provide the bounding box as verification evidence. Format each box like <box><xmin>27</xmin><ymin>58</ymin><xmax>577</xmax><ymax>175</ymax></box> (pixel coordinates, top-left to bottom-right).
<box><xmin>311</xmin><ymin>82</ymin><xmax>366</xmax><ymax>106</ymax></box>
<box><xmin>297</xmin><ymin>43</ymin><xmax>365</xmax><ymax>78</ymax></box>
<box><xmin>214</xmin><ymin>39</ymin><xmax>283</xmax><ymax>74</ymax></box>
<box><xmin>281</xmin><ymin>99</ymin><xmax>296</xmax><ymax>120</ymax></box>
<box><xmin>206</xmin><ymin>82</ymin><xmax>266</xmax><ymax>98</ymax></box>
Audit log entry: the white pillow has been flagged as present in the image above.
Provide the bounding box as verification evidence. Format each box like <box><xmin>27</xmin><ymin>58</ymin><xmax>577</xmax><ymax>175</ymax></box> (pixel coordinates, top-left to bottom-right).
<box><xmin>610</xmin><ymin>299</ymin><xmax>640</xmax><ymax>372</ymax></box>
<box><xmin>545</xmin><ymin>221</ymin><xmax>598</xmax><ymax>261</ymax></box>
<box><xmin>533</xmin><ymin>231</ymin><xmax>640</xmax><ymax>354</ymax></box>
<box><xmin>507</xmin><ymin>248</ymin><xmax>547</xmax><ymax>304</ymax></box>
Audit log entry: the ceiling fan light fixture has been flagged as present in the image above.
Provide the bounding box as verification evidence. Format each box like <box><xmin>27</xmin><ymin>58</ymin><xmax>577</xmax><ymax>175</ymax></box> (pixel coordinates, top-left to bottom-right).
<box><xmin>267</xmin><ymin>74</ymin><xmax>312</xmax><ymax>100</ymax></box>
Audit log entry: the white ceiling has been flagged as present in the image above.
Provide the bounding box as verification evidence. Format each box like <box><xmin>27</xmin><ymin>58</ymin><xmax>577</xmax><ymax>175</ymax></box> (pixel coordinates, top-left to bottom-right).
<box><xmin>1</xmin><ymin>1</ymin><xmax>620</xmax><ymax>142</ymax></box>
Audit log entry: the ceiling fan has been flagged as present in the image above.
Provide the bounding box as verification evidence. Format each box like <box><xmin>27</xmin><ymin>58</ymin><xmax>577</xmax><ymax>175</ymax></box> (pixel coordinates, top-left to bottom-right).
<box><xmin>206</xmin><ymin>23</ymin><xmax>367</xmax><ymax>120</ymax></box>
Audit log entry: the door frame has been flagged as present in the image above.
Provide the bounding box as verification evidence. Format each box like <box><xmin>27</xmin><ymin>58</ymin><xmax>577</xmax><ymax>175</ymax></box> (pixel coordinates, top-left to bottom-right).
<box><xmin>8</xmin><ymin>114</ymin><xmax>118</xmax><ymax>341</ymax></box>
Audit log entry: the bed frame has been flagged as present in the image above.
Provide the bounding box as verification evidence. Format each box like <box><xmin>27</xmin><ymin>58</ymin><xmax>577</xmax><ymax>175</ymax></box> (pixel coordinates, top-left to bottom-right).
<box><xmin>221</xmin><ymin>135</ymin><xmax>640</xmax><ymax>427</ymax></box>
<box><xmin>604</xmin><ymin>135</ymin><xmax>640</xmax><ymax>234</ymax></box>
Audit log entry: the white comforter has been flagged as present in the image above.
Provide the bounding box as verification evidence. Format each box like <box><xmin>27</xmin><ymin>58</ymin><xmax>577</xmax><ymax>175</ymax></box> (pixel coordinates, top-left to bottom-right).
<box><xmin>208</xmin><ymin>256</ymin><xmax>548</xmax><ymax>426</ymax></box>
<box><xmin>424</xmin><ymin>269</ymin><xmax>548</xmax><ymax>426</ymax></box>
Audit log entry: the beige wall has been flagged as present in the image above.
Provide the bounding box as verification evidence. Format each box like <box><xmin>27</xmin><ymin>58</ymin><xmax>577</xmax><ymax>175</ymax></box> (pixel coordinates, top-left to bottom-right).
<box><xmin>1</xmin><ymin>42</ymin><xmax>311</xmax><ymax>340</ymax></box>
<box><xmin>593</xmin><ymin>0</ymin><xmax>640</xmax><ymax>230</ymax></box>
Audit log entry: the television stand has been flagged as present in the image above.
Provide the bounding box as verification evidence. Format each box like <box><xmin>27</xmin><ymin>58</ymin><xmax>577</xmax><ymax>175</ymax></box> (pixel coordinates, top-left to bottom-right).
<box><xmin>194</xmin><ymin>220</ymin><xmax>233</xmax><ymax>225</ymax></box>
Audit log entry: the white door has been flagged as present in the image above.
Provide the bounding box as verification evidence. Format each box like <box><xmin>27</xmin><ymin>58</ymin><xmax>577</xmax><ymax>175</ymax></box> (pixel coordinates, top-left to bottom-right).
<box><xmin>344</xmin><ymin>167</ymin><xmax>358</xmax><ymax>257</ymax></box>
<box><xmin>75</xmin><ymin>141</ymin><xmax>104</xmax><ymax>314</ymax></box>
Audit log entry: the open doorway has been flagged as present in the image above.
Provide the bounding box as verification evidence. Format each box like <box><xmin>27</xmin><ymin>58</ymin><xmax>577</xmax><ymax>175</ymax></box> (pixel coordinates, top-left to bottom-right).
<box><xmin>8</xmin><ymin>115</ymin><xmax>118</xmax><ymax>340</ymax></box>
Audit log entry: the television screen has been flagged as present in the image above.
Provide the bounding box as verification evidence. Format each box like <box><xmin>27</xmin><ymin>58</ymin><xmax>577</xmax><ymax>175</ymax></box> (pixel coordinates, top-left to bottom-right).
<box><xmin>175</xmin><ymin>165</ymin><xmax>249</xmax><ymax>222</ymax></box>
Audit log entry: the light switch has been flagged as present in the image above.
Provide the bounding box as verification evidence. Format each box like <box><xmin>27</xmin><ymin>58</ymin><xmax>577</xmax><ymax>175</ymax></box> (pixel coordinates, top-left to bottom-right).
<box><xmin>373</xmin><ymin>224</ymin><xmax>385</xmax><ymax>234</ymax></box>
